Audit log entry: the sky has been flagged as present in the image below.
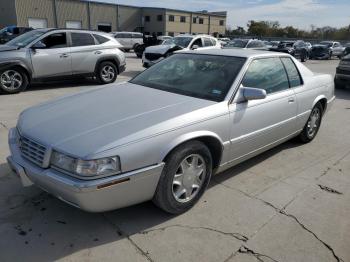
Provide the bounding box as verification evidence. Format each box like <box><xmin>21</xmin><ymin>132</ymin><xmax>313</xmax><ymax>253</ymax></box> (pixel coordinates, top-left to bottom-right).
<box><xmin>92</xmin><ymin>0</ymin><xmax>350</xmax><ymax>30</ymax></box>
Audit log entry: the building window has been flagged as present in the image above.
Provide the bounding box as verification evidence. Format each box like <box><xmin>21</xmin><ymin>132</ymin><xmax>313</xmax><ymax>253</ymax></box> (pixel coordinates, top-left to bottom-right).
<box><xmin>180</xmin><ymin>16</ymin><xmax>186</xmax><ymax>23</ymax></box>
<box><xmin>145</xmin><ymin>16</ymin><xmax>150</xmax><ymax>22</ymax></box>
<box><xmin>66</xmin><ymin>20</ymin><xmax>82</xmax><ymax>29</ymax></box>
<box><xmin>220</xmin><ymin>20</ymin><xmax>224</xmax><ymax>26</ymax></box>
<box><xmin>157</xmin><ymin>15</ymin><xmax>163</xmax><ymax>21</ymax></box>
<box><xmin>169</xmin><ymin>15</ymin><xmax>175</xmax><ymax>22</ymax></box>
<box><xmin>168</xmin><ymin>32</ymin><xmax>174</xmax><ymax>37</ymax></box>
<box><xmin>199</xmin><ymin>18</ymin><xmax>204</xmax><ymax>24</ymax></box>
<box><xmin>193</xmin><ymin>17</ymin><xmax>197</xmax><ymax>24</ymax></box>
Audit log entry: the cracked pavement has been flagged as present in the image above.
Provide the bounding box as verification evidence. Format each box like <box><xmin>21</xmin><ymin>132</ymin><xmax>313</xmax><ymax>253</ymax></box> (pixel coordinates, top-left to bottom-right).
<box><xmin>1</xmin><ymin>56</ymin><xmax>350</xmax><ymax>262</ymax></box>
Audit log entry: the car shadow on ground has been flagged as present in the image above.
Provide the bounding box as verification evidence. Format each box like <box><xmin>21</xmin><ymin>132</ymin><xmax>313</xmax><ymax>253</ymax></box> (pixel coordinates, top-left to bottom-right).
<box><xmin>335</xmin><ymin>88</ymin><xmax>350</xmax><ymax>100</ymax></box>
<box><xmin>26</xmin><ymin>78</ymin><xmax>100</xmax><ymax>92</ymax></box>
<box><xmin>0</xmin><ymin>139</ymin><xmax>304</xmax><ymax>262</ymax></box>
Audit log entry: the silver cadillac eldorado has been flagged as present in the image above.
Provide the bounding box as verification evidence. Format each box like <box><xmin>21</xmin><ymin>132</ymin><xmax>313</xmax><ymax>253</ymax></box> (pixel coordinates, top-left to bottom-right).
<box><xmin>7</xmin><ymin>49</ymin><xmax>335</xmax><ymax>214</ymax></box>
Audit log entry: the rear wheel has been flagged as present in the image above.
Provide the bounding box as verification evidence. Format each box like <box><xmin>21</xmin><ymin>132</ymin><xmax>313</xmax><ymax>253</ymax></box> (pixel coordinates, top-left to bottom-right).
<box><xmin>0</xmin><ymin>68</ymin><xmax>28</xmax><ymax>94</ymax></box>
<box><xmin>299</xmin><ymin>103</ymin><xmax>323</xmax><ymax>143</ymax></box>
<box><xmin>153</xmin><ymin>141</ymin><xmax>212</xmax><ymax>214</ymax></box>
<box><xmin>97</xmin><ymin>62</ymin><xmax>118</xmax><ymax>84</ymax></box>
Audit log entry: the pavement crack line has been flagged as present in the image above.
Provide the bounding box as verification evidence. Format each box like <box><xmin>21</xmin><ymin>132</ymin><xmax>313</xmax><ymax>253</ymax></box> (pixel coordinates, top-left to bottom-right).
<box><xmin>140</xmin><ymin>224</ymin><xmax>249</xmax><ymax>242</ymax></box>
<box><xmin>318</xmin><ymin>149</ymin><xmax>350</xmax><ymax>179</ymax></box>
<box><xmin>101</xmin><ymin>213</ymin><xmax>155</xmax><ymax>262</ymax></box>
<box><xmin>318</xmin><ymin>184</ymin><xmax>343</xmax><ymax>195</ymax></box>
<box><xmin>238</xmin><ymin>245</ymin><xmax>280</xmax><ymax>262</ymax></box>
<box><xmin>212</xmin><ymin>179</ymin><xmax>344</xmax><ymax>262</ymax></box>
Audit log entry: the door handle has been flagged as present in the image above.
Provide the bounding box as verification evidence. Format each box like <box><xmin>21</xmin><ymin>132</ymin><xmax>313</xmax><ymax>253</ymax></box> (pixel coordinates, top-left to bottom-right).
<box><xmin>60</xmin><ymin>53</ymin><xmax>69</xmax><ymax>58</ymax></box>
<box><xmin>288</xmin><ymin>97</ymin><xmax>295</xmax><ymax>103</ymax></box>
<box><xmin>94</xmin><ymin>51</ymin><xmax>102</xmax><ymax>55</ymax></box>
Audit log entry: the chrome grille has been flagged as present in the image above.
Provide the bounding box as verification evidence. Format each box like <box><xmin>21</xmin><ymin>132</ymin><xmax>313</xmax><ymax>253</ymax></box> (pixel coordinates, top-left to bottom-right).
<box><xmin>19</xmin><ymin>136</ymin><xmax>47</xmax><ymax>167</ymax></box>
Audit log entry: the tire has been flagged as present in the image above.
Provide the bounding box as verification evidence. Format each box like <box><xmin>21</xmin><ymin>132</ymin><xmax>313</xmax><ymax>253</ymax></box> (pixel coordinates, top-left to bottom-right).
<box><xmin>136</xmin><ymin>52</ymin><xmax>143</xmax><ymax>58</ymax></box>
<box><xmin>133</xmin><ymin>43</ymin><xmax>139</xmax><ymax>51</ymax></box>
<box><xmin>299</xmin><ymin>102</ymin><xmax>323</xmax><ymax>143</ymax></box>
<box><xmin>97</xmin><ymin>61</ymin><xmax>118</xmax><ymax>84</ymax></box>
<box><xmin>329</xmin><ymin>52</ymin><xmax>332</xmax><ymax>60</ymax></box>
<box><xmin>0</xmin><ymin>67</ymin><xmax>28</xmax><ymax>94</ymax></box>
<box><xmin>153</xmin><ymin>141</ymin><xmax>213</xmax><ymax>214</ymax></box>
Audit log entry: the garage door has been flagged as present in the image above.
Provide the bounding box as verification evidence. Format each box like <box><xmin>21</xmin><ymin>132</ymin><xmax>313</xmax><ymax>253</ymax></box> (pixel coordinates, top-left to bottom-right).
<box><xmin>66</xmin><ymin>21</ymin><xmax>82</xmax><ymax>29</ymax></box>
<box><xmin>28</xmin><ymin>18</ymin><xmax>48</xmax><ymax>29</ymax></box>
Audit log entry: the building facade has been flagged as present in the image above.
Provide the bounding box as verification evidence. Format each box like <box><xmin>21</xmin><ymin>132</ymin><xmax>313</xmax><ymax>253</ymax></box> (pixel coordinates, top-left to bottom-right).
<box><xmin>0</xmin><ymin>0</ymin><xmax>226</xmax><ymax>36</ymax></box>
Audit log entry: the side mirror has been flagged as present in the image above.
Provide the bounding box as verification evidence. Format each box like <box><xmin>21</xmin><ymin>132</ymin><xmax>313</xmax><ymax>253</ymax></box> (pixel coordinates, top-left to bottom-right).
<box><xmin>31</xmin><ymin>41</ymin><xmax>46</xmax><ymax>49</ymax></box>
<box><xmin>191</xmin><ymin>45</ymin><xmax>199</xmax><ymax>50</ymax></box>
<box><xmin>242</xmin><ymin>87</ymin><xmax>267</xmax><ymax>101</ymax></box>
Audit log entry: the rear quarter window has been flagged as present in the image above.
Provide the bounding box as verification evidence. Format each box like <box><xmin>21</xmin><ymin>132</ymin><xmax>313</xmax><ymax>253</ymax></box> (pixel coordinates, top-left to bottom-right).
<box><xmin>281</xmin><ymin>57</ymin><xmax>303</xmax><ymax>87</ymax></box>
<box><xmin>93</xmin><ymin>34</ymin><xmax>110</xmax><ymax>44</ymax></box>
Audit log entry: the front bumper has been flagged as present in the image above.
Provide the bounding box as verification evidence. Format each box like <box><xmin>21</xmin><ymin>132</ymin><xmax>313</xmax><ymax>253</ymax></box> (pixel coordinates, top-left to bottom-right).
<box><xmin>7</xmin><ymin>128</ymin><xmax>164</xmax><ymax>212</ymax></box>
<box><xmin>142</xmin><ymin>54</ymin><xmax>164</xmax><ymax>68</ymax></box>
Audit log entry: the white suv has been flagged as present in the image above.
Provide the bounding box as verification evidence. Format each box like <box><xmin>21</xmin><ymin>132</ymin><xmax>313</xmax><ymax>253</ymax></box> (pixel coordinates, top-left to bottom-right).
<box><xmin>111</xmin><ymin>32</ymin><xmax>143</xmax><ymax>52</ymax></box>
<box><xmin>142</xmin><ymin>34</ymin><xmax>221</xmax><ymax>68</ymax></box>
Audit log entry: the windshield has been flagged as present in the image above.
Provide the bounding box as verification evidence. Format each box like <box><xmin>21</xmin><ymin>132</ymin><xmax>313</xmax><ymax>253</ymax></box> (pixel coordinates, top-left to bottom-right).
<box><xmin>320</xmin><ymin>42</ymin><xmax>333</xmax><ymax>47</ymax></box>
<box><xmin>167</xmin><ymin>37</ymin><xmax>193</xmax><ymax>48</ymax></box>
<box><xmin>6</xmin><ymin>30</ymin><xmax>47</xmax><ymax>47</ymax></box>
<box><xmin>130</xmin><ymin>54</ymin><xmax>246</xmax><ymax>102</ymax></box>
<box><xmin>225</xmin><ymin>39</ymin><xmax>249</xmax><ymax>48</ymax></box>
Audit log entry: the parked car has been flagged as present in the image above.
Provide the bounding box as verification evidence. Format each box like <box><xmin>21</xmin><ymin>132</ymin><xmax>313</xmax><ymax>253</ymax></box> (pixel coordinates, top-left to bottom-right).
<box><xmin>0</xmin><ymin>26</ymin><xmax>33</xmax><ymax>44</ymax></box>
<box><xmin>334</xmin><ymin>50</ymin><xmax>350</xmax><ymax>88</ymax></box>
<box><xmin>142</xmin><ymin>34</ymin><xmax>221</xmax><ymax>68</ymax></box>
<box><xmin>270</xmin><ymin>40</ymin><xmax>309</xmax><ymax>62</ymax></box>
<box><xmin>111</xmin><ymin>31</ymin><xmax>143</xmax><ymax>52</ymax></box>
<box><xmin>224</xmin><ymin>39</ymin><xmax>267</xmax><ymax>50</ymax></box>
<box><xmin>319</xmin><ymin>41</ymin><xmax>345</xmax><ymax>59</ymax></box>
<box><xmin>7</xmin><ymin>49</ymin><xmax>335</xmax><ymax>213</ymax></box>
<box><xmin>0</xmin><ymin>29</ymin><xmax>126</xmax><ymax>94</ymax></box>
<box><xmin>309</xmin><ymin>44</ymin><xmax>332</xmax><ymax>60</ymax></box>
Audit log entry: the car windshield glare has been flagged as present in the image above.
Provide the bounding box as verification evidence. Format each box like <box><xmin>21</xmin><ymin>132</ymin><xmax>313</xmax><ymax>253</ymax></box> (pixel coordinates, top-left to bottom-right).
<box><xmin>6</xmin><ymin>30</ymin><xmax>47</xmax><ymax>47</ymax></box>
<box><xmin>226</xmin><ymin>40</ymin><xmax>248</xmax><ymax>48</ymax></box>
<box><xmin>168</xmin><ymin>37</ymin><xmax>193</xmax><ymax>48</ymax></box>
<box><xmin>130</xmin><ymin>54</ymin><xmax>246</xmax><ymax>102</ymax></box>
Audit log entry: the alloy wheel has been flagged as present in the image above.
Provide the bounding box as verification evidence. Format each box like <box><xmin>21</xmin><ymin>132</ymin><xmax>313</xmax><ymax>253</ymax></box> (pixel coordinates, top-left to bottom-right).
<box><xmin>307</xmin><ymin>107</ymin><xmax>321</xmax><ymax>138</ymax></box>
<box><xmin>172</xmin><ymin>154</ymin><xmax>206</xmax><ymax>203</ymax></box>
<box><xmin>101</xmin><ymin>65</ymin><xmax>115</xmax><ymax>82</ymax></box>
<box><xmin>0</xmin><ymin>70</ymin><xmax>23</xmax><ymax>91</ymax></box>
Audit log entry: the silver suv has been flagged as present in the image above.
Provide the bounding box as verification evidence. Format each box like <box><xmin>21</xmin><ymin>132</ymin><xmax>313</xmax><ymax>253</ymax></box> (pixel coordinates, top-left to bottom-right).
<box><xmin>0</xmin><ymin>29</ymin><xmax>126</xmax><ymax>94</ymax></box>
<box><xmin>111</xmin><ymin>32</ymin><xmax>143</xmax><ymax>52</ymax></box>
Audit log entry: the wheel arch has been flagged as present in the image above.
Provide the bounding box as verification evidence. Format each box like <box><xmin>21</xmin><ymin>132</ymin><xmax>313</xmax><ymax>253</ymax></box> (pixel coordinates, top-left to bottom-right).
<box><xmin>161</xmin><ymin>131</ymin><xmax>225</xmax><ymax>170</ymax></box>
<box><xmin>94</xmin><ymin>56</ymin><xmax>121</xmax><ymax>74</ymax></box>
<box><xmin>312</xmin><ymin>95</ymin><xmax>327</xmax><ymax>114</ymax></box>
<box><xmin>0</xmin><ymin>61</ymin><xmax>32</xmax><ymax>82</ymax></box>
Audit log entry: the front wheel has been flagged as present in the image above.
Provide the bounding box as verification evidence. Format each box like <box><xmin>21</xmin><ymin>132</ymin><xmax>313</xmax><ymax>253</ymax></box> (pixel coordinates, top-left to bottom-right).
<box><xmin>97</xmin><ymin>62</ymin><xmax>118</xmax><ymax>84</ymax></box>
<box><xmin>153</xmin><ymin>141</ymin><xmax>212</xmax><ymax>214</ymax></box>
<box><xmin>0</xmin><ymin>68</ymin><xmax>28</xmax><ymax>94</ymax></box>
<box><xmin>299</xmin><ymin>103</ymin><xmax>323</xmax><ymax>143</ymax></box>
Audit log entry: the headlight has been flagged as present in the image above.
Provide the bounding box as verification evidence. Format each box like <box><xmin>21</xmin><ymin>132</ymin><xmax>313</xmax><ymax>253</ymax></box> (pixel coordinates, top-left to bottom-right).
<box><xmin>51</xmin><ymin>151</ymin><xmax>121</xmax><ymax>177</ymax></box>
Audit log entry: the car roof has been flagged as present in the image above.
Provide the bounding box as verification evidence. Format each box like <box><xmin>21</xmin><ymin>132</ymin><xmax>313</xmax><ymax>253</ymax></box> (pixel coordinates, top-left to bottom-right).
<box><xmin>180</xmin><ymin>48</ymin><xmax>291</xmax><ymax>59</ymax></box>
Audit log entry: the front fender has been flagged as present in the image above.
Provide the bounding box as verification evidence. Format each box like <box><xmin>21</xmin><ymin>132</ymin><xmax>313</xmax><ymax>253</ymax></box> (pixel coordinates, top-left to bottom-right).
<box><xmin>0</xmin><ymin>60</ymin><xmax>33</xmax><ymax>80</ymax></box>
<box><xmin>159</xmin><ymin>131</ymin><xmax>224</xmax><ymax>161</ymax></box>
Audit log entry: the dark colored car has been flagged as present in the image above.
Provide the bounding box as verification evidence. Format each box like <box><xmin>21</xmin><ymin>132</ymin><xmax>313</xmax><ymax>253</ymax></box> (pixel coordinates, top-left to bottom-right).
<box><xmin>0</xmin><ymin>26</ymin><xmax>33</xmax><ymax>44</ymax></box>
<box><xmin>309</xmin><ymin>44</ymin><xmax>331</xmax><ymax>60</ymax></box>
<box><xmin>335</xmin><ymin>48</ymin><xmax>350</xmax><ymax>89</ymax></box>
<box><xmin>269</xmin><ymin>40</ymin><xmax>309</xmax><ymax>62</ymax></box>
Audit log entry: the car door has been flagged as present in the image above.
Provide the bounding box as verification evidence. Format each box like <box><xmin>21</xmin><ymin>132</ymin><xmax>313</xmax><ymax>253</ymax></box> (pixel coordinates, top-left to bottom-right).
<box><xmin>333</xmin><ymin>42</ymin><xmax>343</xmax><ymax>56</ymax></box>
<box><xmin>69</xmin><ymin>32</ymin><xmax>100</xmax><ymax>75</ymax></box>
<box><xmin>228</xmin><ymin>57</ymin><xmax>298</xmax><ymax>162</ymax></box>
<box><xmin>31</xmin><ymin>32</ymin><xmax>72</xmax><ymax>78</ymax></box>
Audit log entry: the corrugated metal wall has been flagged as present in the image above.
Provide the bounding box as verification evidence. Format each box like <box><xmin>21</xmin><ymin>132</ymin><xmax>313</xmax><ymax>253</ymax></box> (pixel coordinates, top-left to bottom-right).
<box><xmin>118</xmin><ymin>6</ymin><xmax>142</xmax><ymax>32</ymax></box>
<box><xmin>15</xmin><ymin>0</ymin><xmax>56</xmax><ymax>27</ymax></box>
<box><xmin>89</xmin><ymin>2</ymin><xmax>117</xmax><ymax>31</ymax></box>
<box><xmin>55</xmin><ymin>0</ymin><xmax>89</xmax><ymax>29</ymax></box>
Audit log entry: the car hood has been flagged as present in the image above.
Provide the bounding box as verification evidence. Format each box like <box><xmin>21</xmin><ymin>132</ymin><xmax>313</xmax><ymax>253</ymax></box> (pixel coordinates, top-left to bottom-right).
<box><xmin>145</xmin><ymin>44</ymin><xmax>179</xmax><ymax>55</ymax></box>
<box><xmin>18</xmin><ymin>82</ymin><xmax>215</xmax><ymax>158</ymax></box>
<box><xmin>0</xmin><ymin>45</ymin><xmax>19</xmax><ymax>52</ymax></box>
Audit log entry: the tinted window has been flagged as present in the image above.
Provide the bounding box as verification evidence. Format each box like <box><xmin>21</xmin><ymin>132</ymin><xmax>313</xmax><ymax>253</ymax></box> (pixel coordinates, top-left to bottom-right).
<box><xmin>40</xmin><ymin>33</ymin><xmax>67</xmax><ymax>49</ymax></box>
<box><xmin>281</xmin><ymin>57</ymin><xmax>302</xmax><ymax>87</ymax></box>
<box><xmin>93</xmin><ymin>34</ymin><xmax>110</xmax><ymax>44</ymax></box>
<box><xmin>192</xmin><ymin>38</ymin><xmax>203</xmax><ymax>48</ymax></box>
<box><xmin>130</xmin><ymin>54</ymin><xmax>246</xmax><ymax>102</ymax></box>
<box><xmin>71</xmin><ymin>33</ymin><xmax>95</xmax><ymax>47</ymax></box>
<box><xmin>203</xmin><ymin>38</ymin><xmax>213</xmax><ymax>47</ymax></box>
<box><xmin>132</xmin><ymin>33</ymin><xmax>143</xmax><ymax>39</ymax></box>
<box><xmin>242</xmin><ymin>58</ymin><xmax>289</xmax><ymax>94</ymax></box>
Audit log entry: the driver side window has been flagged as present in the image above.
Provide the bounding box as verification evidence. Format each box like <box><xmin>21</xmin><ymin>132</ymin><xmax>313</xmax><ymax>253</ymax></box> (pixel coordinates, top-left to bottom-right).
<box><xmin>191</xmin><ymin>38</ymin><xmax>203</xmax><ymax>48</ymax></box>
<box><xmin>242</xmin><ymin>58</ymin><xmax>290</xmax><ymax>94</ymax></box>
<box><xmin>36</xmin><ymin>33</ymin><xmax>67</xmax><ymax>49</ymax></box>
